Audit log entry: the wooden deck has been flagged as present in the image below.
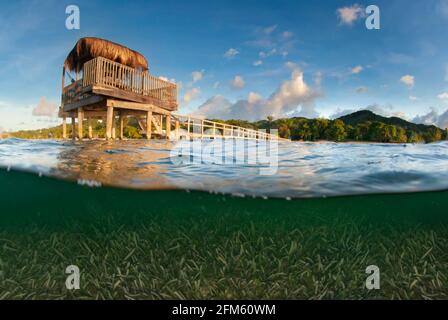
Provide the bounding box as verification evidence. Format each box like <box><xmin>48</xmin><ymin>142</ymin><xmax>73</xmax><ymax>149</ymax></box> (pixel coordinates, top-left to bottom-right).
<box><xmin>61</xmin><ymin>56</ymin><xmax>177</xmax><ymax>112</ymax></box>
<box><xmin>59</xmin><ymin>56</ymin><xmax>286</xmax><ymax>142</ymax></box>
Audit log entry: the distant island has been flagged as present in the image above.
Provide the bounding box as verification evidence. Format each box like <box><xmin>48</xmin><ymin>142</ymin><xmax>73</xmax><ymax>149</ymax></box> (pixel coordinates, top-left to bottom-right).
<box><xmin>4</xmin><ymin>110</ymin><xmax>448</xmax><ymax>143</ymax></box>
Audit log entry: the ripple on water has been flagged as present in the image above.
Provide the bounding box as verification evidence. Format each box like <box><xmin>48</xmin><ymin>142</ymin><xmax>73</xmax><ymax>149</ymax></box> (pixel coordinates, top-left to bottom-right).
<box><xmin>0</xmin><ymin>138</ymin><xmax>447</xmax><ymax>198</ymax></box>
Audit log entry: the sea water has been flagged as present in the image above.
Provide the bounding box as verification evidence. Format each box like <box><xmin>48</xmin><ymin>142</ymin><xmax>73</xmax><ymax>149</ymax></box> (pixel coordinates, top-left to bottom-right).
<box><xmin>1</xmin><ymin>138</ymin><xmax>448</xmax><ymax>198</ymax></box>
<box><xmin>0</xmin><ymin>138</ymin><xmax>448</xmax><ymax>299</ymax></box>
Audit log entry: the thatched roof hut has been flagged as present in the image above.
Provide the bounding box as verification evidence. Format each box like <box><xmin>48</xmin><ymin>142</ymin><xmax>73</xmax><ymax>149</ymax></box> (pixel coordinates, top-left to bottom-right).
<box><xmin>64</xmin><ymin>37</ymin><xmax>149</xmax><ymax>72</ymax></box>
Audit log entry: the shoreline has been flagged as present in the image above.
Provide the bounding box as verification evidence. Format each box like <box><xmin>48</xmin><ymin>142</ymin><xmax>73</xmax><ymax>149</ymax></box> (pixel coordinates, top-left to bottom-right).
<box><xmin>0</xmin><ymin>136</ymin><xmax>440</xmax><ymax>144</ymax></box>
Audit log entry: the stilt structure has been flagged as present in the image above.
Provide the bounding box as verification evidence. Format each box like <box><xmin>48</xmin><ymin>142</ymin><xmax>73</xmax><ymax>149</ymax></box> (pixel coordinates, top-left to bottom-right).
<box><xmin>59</xmin><ymin>37</ymin><xmax>178</xmax><ymax>140</ymax></box>
<box><xmin>58</xmin><ymin>37</ymin><xmax>284</xmax><ymax>142</ymax></box>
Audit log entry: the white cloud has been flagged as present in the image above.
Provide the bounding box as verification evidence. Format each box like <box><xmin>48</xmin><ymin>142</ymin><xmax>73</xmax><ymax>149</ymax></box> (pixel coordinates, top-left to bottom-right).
<box><xmin>253</xmin><ymin>60</ymin><xmax>263</xmax><ymax>66</ymax></box>
<box><xmin>351</xmin><ymin>65</ymin><xmax>364</xmax><ymax>74</ymax></box>
<box><xmin>230</xmin><ymin>75</ymin><xmax>246</xmax><ymax>89</ymax></box>
<box><xmin>193</xmin><ymin>66</ymin><xmax>320</xmax><ymax>121</ymax></box>
<box><xmin>248</xmin><ymin>92</ymin><xmax>263</xmax><ymax>104</ymax></box>
<box><xmin>190</xmin><ymin>96</ymin><xmax>232</xmax><ymax>118</ymax></box>
<box><xmin>0</xmin><ymin>100</ymin><xmax>60</xmax><ymax>131</ymax></box>
<box><xmin>224</xmin><ymin>48</ymin><xmax>239</xmax><ymax>58</ymax></box>
<box><xmin>259</xmin><ymin>48</ymin><xmax>277</xmax><ymax>59</ymax></box>
<box><xmin>281</xmin><ymin>31</ymin><xmax>293</xmax><ymax>40</ymax></box>
<box><xmin>183</xmin><ymin>88</ymin><xmax>201</xmax><ymax>104</ymax></box>
<box><xmin>285</xmin><ymin>61</ymin><xmax>298</xmax><ymax>70</ymax></box>
<box><xmin>213</xmin><ymin>81</ymin><xmax>220</xmax><ymax>89</ymax></box>
<box><xmin>158</xmin><ymin>76</ymin><xmax>176</xmax><ymax>84</ymax></box>
<box><xmin>400</xmin><ymin>75</ymin><xmax>415</xmax><ymax>88</ymax></box>
<box><xmin>32</xmin><ymin>97</ymin><xmax>57</xmax><ymax>117</ymax></box>
<box><xmin>356</xmin><ymin>86</ymin><xmax>368</xmax><ymax>94</ymax></box>
<box><xmin>412</xmin><ymin>108</ymin><xmax>439</xmax><ymax>126</ymax></box>
<box><xmin>438</xmin><ymin>0</ymin><xmax>448</xmax><ymax>18</ymax></box>
<box><xmin>314</xmin><ymin>72</ymin><xmax>323</xmax><ymax>86</ymax></box>
<box><xmin>337</xmin><ymin>4</ymin><xmax>365</xmax><ymax>25</ymax></box>
<box><xmin>412</xmin><ymin>108</ymin><xmax>448</xmax><ymax>129</ymax></box>
<box><xmin>438</xmin><ymin>92</ymin><xmax>448</xmax><ymax>102</ymax></box>
<box><xmin>387</xmin><ymin>52</ymin><xmax>415</xmax><ymax>65</ymax></box>
<box><xmin>263</xmin><ymin>25</ymin><xmax>278</xmax><ymax>35</ymax></box>
<box><xmin>409</xmin><ymin>96</ymin><xmax>418</xmax><ymax>101</ymax></box>
<box><xmin>191</xmin><ymin>71</ymin><xmax>204</xmax><ymax>83</ymax></box>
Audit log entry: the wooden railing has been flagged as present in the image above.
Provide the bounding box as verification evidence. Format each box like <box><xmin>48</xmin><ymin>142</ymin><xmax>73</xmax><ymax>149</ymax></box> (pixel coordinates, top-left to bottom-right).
<box><xmin>61</xmin><ymin>79</ymin><xmax>88</xmax><ymax>105</ymax></box>
<box><xmin>83</xmin><ymin>57</ymin><xmax>177</xmax><ymax>103</ymax></box>
<box><xmin>62</xmin><ymin>57</ymin><xmax>178</xmax><ymax>107</ymax></box>
<box><xmin>172</xmin><ymin>114</ymin><xmax>284</xmax><ymax>141</ymax></box>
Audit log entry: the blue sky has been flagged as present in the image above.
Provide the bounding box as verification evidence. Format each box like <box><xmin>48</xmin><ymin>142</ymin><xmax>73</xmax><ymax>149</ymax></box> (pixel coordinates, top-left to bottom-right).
<box><xmin>1</xmin><ymin>0</ymin><xmax>448</xmax><ymax>131</ymax></box>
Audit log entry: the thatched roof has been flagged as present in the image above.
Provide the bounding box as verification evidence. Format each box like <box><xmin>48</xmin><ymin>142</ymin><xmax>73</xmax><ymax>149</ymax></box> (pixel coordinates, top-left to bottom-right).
<box><xmin>64</xmin><ymin>37</ymin><xmax>149</xmax><ymax>72</ymax></box>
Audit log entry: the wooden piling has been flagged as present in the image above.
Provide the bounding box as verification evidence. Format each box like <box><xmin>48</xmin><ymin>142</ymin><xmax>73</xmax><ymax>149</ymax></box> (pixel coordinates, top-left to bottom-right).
<box><xmin>106</xmin><ymin>105</ymin><xmax>114</xmax><ymax>140</ymax></box>
<box><xmin>88</xmin><ymin>118</ymin><xmax>93</xmax><ymax>139</ymax></box>
<box><xmin>112</xmin><ymin>114</ymin><xmax>116</xmax><ymax>140</ymax></box>
<box><xmin>175</xmin><ymin>120</ymin><xmax>180</xmax><ymax>140</ymax></box>
<box><xmin>119</xmin><ymin>113</ymin><xmax>124</xmax><ymax>140</ymax></box>
<box><xmin>187</xmin><ymin>117</ymin><xmax>191</xmax><ymax>140</ymax></box>
<box><xmin>159</xmin><ymin>115</ymin><xmax>163</xmax><ymax>134</ymax></box>
<box><xmin>71</xmin><ymin>117</ymin><xmax>76</xmax><ymax>140</ymax></box>
<box><xmin>61</xmin><ymin>66</ymin><xmax>65</xmax><ymax>90</ymax></box>
<box><xmin>165</xmin><ymin>115</ymin><xmax>171</xmax><ymax>140</ymax></box>
<box><xmin>62</xmin><ymin>117</ymin><xmax>67</xmax><ymax>139</ymax></box>
<box><xmin>77</xmin><ymin>108</ymin><xmax>84</xmax><ymax>140</ymax></box>
<box><xmin>201</xmin><ymin>120</ymin><xmax>204</xmax><ymax>139</ymax></box>
<box><xmin>146</xmin><ymin>111</ymin><xmax>152</xmax><ymax>140</ymax></box>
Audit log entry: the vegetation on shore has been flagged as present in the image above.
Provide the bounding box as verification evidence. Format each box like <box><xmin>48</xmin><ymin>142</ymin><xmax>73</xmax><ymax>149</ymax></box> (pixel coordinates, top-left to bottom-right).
<box><xmin>4</xmin><ymin>110</ymin><xmax>448</xmax><ymax>143</ymax></box>
<box><xmin>216</xmin><ymin>110</ymin><xmax>448</xmax><ymax>143</ymax></box>
<box><xmin>4</xmin><ymin>118</ymin><xmax>143</xmax><ymax>140</ymax></box>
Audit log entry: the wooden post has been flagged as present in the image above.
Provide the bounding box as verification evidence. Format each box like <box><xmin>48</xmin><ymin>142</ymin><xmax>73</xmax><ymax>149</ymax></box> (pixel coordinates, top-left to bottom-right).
<box><xmin>146</xmin><ymin>111</ymin><xmax>152</xmax><ymax>140</ymax></box>
<box><xmin>165</xmin><ymin>114</ymin><xmax>171</xmax><ymax>140</ymax></box>
<box><xmin>175</xmin><ymin>120</ymin><xmax>180</xmax><ymax>140</ymax></box>
<box><xmin>77</xmin><ymin>107</ymin><xmax>84</xmax><ymax>140</ymax></box>
<box><xmin>159</xmin><ymin>115</ymin><xmax>163</xmax><ymax>134</ymax></box>
<box><xmin>61</xmin><ymin>66</ymin><xmax>66</xmax><ymax>108</ymax></box>
<box><xmin>71</xmin><ymin>116</ymin><xmax>76</xmax><ymax>140</ymax></box>
<box><xmin>112</xmin><ymin>114</ymin><xmax>116</xmax><ymax>140</ymax></box>
<box><xmin>187</xmin><ymin>117</ymin><xmax>191</xmax><ymax>140</ymax></box>
<box><xmin>88</xmin><ymin>117</ymin><xmax>93</xmax><ymax>139</ymax></box>
<box><xmin>201</xmin><ymin>120</ymin><xmax>204</xmax><ymax>139</ymax></box>
<box><xmin>61</xmin><ymin>67</ymin><xmax>65</xmax><ymax>90</ymax></box>
<box><xmin>106</xmin><ymin>105</ymin><xmax>114</xmax><ymax>140</ymax></box>
<box><xmin>119</xmin><ymin>113</ymin><xmax>124</xmax><ymax>140</ymax></box>
<box><xmin>62</xmin><ymin>117</ymin><xmax>67</xmax><ymax>139</ymax></box>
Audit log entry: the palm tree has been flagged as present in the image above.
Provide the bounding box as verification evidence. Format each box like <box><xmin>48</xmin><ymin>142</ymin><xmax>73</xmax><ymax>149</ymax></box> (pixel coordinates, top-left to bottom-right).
<box><xmin>267</xmin><ymin>115</ymin><xmax>274</xmax><ymax>131</ymax></box>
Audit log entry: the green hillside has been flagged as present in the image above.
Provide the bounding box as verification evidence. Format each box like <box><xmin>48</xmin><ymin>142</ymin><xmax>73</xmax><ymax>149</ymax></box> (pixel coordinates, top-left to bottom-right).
<box><xmin>4</xmin><ymin>110</ymin><xmax>448</xmax><ymax>143</ymax></box>
<box><xmin>338</xmin><ymin>110</ymin><xmax>440</xmax><ymax>134</ymax></box>
<box><xmin>217</xmin><ymin>110</ymin><xmax>448</xmax><ymax>143</ymax></box>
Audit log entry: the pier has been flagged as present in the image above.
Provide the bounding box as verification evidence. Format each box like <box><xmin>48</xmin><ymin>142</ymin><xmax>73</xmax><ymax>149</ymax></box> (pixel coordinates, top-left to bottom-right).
<box><xmin>59</xmin><ymin>38</ymin><xmax>282</xmax><ymax>141</ymax></box>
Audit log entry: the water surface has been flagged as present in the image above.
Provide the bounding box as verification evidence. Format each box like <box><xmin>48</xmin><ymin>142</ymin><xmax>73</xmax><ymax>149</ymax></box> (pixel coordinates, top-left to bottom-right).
<box><xmin>1</xmin><ymin>138</ymin><xmax>447</xmax><ymax>198</ymax></box>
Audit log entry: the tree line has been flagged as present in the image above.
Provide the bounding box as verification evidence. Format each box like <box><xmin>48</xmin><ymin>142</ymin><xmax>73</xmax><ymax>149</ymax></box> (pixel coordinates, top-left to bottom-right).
<box><xmin>215</xmin><ymin>116</ymin><xmax>448</xmax><ymax>143</ymax></box>
<box><xmin>6</xmin><ymin>112</ymin><xmax>448</xmax><ymax>143</ymax></box>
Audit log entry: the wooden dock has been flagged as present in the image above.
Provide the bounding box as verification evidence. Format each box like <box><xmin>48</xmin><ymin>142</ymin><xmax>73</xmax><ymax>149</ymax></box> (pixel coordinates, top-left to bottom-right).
<box><xmin>59</xmin><ymin>38</ymin><xmax>284</xmax><ymax>142</ymax></box>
